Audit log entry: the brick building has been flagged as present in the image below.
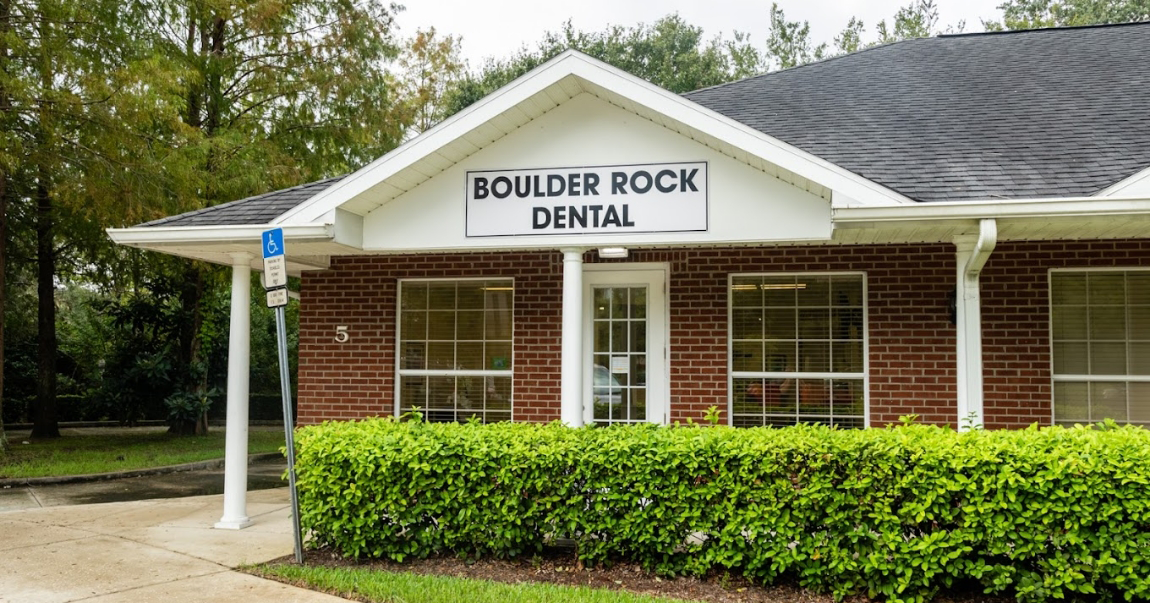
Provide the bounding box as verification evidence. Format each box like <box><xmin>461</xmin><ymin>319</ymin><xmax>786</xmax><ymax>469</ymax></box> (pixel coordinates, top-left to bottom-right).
<box><xmin>110</xmin><ymin>24</ymin><xmax>1150</xmax><ymax>528</ymax></box>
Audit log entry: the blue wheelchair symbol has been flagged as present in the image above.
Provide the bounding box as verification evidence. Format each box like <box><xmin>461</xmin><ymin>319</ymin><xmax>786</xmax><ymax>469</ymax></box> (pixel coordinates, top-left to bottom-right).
<box><xmin>262</xmin><ymin>228</ymin><xmax>285</xmax><ymax>259</ymax></box>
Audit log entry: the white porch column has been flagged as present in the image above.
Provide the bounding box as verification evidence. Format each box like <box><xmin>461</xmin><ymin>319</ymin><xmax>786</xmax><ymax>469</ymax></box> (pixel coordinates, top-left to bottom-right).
<box><xmin>560</xmin><ymin>248</ymin><xmax>585</xmax><ymax>427</ymax></box>
<box><xmin>216</xmin><ymin>253</ymin><xmax>253</xmax><ymax>529</ymax></box>
<box><xmin>954</xmin><ymin>219</ymin><xmax>997</xmax><ymax>431</ymax></box>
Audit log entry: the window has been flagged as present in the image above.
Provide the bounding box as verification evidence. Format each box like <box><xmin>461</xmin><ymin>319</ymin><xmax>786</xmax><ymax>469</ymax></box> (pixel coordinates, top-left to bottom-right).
<box><xmin>1050</xmin><ymin>270</ymin><xmax>1150</xmax><ymax>426</ymax></box>
<box><xmin>730</xmin><ymin>274</ymin><xmax>866</xmax><ymax>427</ymax></box>
<box><xmin>397</xmin><ymin>279</ymin><xmax>513</xmax><ymax>423</ymax></box>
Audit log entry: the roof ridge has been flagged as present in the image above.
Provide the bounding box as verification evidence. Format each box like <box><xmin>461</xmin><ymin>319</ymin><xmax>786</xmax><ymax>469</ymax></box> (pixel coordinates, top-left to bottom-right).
<box><xmin>939</xmin><ymin>20</ymin><xmax>1150</xmax><ymax>39</ymax></box>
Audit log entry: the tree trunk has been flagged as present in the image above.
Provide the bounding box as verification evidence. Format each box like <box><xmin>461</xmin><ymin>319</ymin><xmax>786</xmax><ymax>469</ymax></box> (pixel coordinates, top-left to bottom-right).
<box><xmin>0</xmin><ymin>0</ymin><xmax>10</xmax><ymax>450</ymax></box>
<box><xmin>31</xmin><ymin>6</ymin><xmax>58</xmax><ymax>439</ymax></box>
<box><xmin>32</xmin><ymin>175</ymin><xmax>58</xmax><ymax>438</ymax></box>
<box><xmin>0</xmin><ymin>168</ymin><xmax>7</xmax><ymax>450</ymax></box>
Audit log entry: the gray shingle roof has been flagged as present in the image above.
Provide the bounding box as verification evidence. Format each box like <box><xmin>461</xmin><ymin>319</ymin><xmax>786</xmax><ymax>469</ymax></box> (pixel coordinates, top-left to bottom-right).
<box><xmin>684</xmin><ymin>22</ymin><xmax>1150</xmax><ymax>202</ymax></box>
<box><xmin>139</xmin><ymin>176</ymin><xmax>346</xmax><ymax>227</ymax></box>
<box><xmin>141</xmin><ymin>23</ymin><xmax>1150</xmax><ymax>228</ymax></box>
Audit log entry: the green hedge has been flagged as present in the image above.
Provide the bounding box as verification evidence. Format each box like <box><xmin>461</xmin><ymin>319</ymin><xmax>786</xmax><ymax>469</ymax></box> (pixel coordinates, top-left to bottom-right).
<box><xmin>294</xmin><ymin>420</ymin><xmax>1150</xmax><ymax>602</ymax></box>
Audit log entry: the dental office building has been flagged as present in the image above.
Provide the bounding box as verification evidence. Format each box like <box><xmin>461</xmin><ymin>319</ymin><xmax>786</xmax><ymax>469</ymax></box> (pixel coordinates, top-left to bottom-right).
<box><xmin>111</xmin><ymin>24</ymin><xmax>1150</xmax><ymax>527</ymax></box>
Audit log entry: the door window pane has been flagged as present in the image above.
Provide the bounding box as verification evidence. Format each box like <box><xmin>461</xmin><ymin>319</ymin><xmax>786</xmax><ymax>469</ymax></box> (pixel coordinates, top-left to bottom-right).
<box><xmin>592</xmin><ymin>286</ymin><xmax>648</xmax><ymax>425</ymax></box>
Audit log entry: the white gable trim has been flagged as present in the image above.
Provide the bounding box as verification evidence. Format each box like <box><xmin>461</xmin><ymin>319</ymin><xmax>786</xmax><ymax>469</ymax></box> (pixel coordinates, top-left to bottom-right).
<box><xmin>1096</xmin><ymin>165</ymin><xmax>1150</xmax><ymax>197</ymax></box>
<box><xmin>273</xmin><ymin>51</ymin><xmax>913</xmax><ymax>226</ymax></box>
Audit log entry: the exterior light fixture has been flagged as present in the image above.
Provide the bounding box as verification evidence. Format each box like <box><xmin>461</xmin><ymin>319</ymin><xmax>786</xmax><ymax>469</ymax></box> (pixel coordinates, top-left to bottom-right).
<box><xmin>598</xmin><ymin>247</ymin><xmax>629</xmax><ymax>259</ymax></box>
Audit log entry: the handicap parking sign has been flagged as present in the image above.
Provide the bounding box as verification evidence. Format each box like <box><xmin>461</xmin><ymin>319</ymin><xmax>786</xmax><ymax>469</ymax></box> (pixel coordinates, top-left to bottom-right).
<box><xmin>263</xmin><ymin>228</ymin><xmax>284</xmax><ymax>259</ymax></box>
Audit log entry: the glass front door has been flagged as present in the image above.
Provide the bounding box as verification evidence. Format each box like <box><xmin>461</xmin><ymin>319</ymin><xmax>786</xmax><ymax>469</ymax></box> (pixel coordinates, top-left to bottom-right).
<box><xmin>584</xmin><ymin>268</ymin><xmax>667</xmax><ymax>425</ymax></box>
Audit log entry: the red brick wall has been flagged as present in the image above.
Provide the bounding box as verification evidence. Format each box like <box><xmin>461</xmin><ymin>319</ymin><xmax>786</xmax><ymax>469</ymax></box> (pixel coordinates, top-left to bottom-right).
<box><xmin>605</xmin><ymin>247</ymin><xmax>957</xmax><ymax>427</ymax></box>
<box><xmin>296</xmin><ymin>241</ymin><xmax>1150</xmax><ymax>429</ymax></box>
<box><xmin>297</xmin><ymin>253</ymin><xmax>563</xmax><ymax>424</ymax></box>
<box><xmin>981</xmin><ymin>240</ymin><xmax>1150</xmax><ymax>428</ymax></box>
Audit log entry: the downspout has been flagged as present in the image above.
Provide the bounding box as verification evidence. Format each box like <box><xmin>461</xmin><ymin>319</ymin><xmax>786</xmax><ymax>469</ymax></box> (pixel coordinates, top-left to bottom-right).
<box><xmin>954</xmin><ymin>218</ymin><xmax>997</xmax><ymax>431</ymax></box>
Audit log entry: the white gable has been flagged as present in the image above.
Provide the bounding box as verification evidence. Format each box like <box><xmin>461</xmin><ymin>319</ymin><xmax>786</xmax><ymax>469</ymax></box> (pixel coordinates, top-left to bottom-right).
<box><xmin>1097</xmin><ymin>165</ymin><xmax>1150</xmax><ymax>198</ymax></box>
<box><xmin>273</xmin><ymin>51</ymin><xmax>911</xmax><ymax>232</ymax></box>
<box><xmin>362</xmin><ymin>93</ymin><xmax>831</xmax><ymax>251</ymax></box>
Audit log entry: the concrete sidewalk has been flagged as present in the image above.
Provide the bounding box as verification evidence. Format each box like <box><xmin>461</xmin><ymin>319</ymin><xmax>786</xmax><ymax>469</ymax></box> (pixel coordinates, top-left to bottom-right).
<box><xmin>0</xmin><ymin>488</ymin><xmax>348</xmax><ymax>602</ymax></box>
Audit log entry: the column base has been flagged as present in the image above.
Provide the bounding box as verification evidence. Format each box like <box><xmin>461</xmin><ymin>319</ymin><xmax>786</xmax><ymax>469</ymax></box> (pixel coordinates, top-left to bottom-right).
<box><xmin>214</xmin><ymin>517</ymin><xmax>253</xmax><ymax>530</ymax></box>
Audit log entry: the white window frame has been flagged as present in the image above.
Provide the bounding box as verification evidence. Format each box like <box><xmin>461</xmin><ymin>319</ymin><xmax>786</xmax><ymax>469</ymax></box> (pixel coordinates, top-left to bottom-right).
<box><xmin>394</xmin><ymin>277</ymin><xmax>515</xmax><ymax>422</ymax></box>
<box><xmin>1048</xmin><ymin>267</ymin><xmax>1150</xmax><ymax>426</ymax></box>
<box><xmin>727</xmin><ymin>271</ymin><xmax>869</xmax><ymax>428</ymax></box>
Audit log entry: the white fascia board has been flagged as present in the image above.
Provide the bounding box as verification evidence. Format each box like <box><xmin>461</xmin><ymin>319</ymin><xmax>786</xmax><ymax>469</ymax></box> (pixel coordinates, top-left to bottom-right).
<box><xmin>834</xmin><ymin>195</ymin><xmax>1150</xmax><ymax>224</ymax></box>
<box><xmin>106</xmin><ymin>223</ymin><xmax>334</xmax><ymax>247</ymax></box>
<box><xmin>273</xmin><ymin>50</ymin><xmax>912</xmax><ymax>226</ymax></box>
<box><xmin>1096</xmin><ymin>165</ymin><xmax>1150</xmax><ymax>197</ymax></box>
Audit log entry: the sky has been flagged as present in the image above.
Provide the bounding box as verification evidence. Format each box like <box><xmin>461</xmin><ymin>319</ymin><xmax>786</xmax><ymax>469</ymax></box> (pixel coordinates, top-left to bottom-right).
<box><xmin>393</xmin><ymin>0</ymin><xmax>1006</xmax><ymax>68</ymax></box>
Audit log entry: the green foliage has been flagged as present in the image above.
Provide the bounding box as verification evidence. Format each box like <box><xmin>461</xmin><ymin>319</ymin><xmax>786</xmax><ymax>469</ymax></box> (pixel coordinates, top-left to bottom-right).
<box><xmin>296</xmin><ymin>420</ymin><xmax>1150</xmax><ymax>603</ymax></box>
<box><xmin>0</xmin><ymin>428</ymin><xmax>286</xmax><ymax>478</ymax></box>
<box><xmin>253</xmin><ymin>562</ymin><xmax>695</xmax><ymax>603</ymax></box>
<box><xmin>442</xmin><ymin>15</ymin><xmax>764</xmax><ymax>117</ymax></box>
<box><xmin>164</xmin><ymin>387</ymin><xmax>217</xmax><ymax>424</ymax></box>
<box><xmin>765</xmin><ymin>3</ymin><xmax>826</xmax><ymax>70</ymax></box>
<box><xmin>875</xmin><ymin>0</ymin><xmax>947</xmax><ymax>45</ymax></box>
<box><xmin>987</xmin><ymin>0</ymin><xmax>1150</xmax><ymax>30</ymax></box>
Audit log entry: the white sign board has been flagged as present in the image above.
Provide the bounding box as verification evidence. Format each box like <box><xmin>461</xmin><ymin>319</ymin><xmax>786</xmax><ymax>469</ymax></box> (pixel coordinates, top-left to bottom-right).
<box><xmin>266</xmin><ymin>288</ymin><xmax>288</xmax><ymax>308</ymax></box>
<box><xmin>466</xmin><ymin>162</ymin><xmax>707</xmax><ymax>237</ymax></box>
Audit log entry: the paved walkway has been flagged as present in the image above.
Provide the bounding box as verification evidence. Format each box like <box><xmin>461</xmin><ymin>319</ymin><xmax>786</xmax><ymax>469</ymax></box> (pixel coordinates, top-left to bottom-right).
<box><xmin>0</xmin><ymin>488</ymin><xmax>349</xmax><ymax>602</ymax></box>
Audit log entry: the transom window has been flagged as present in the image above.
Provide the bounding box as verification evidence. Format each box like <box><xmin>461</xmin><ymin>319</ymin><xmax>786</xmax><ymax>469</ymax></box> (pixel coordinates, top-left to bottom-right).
<box><xmin>1050</xmin><ymin>270</ymin><xmax>1150</xmax><ymax>426</ymax></box>
<box><xmin>397</xmin><ymin>279</ymin><xmax>513</xmax><ymax>423</ymax></box>
<box><xmin>730</xmin><ymin>274</ymin><xmax>866</xmax><ymax>428</ymax></box>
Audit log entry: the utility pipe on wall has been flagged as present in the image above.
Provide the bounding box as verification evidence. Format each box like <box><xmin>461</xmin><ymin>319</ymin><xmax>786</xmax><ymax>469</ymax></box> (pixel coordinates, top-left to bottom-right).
<box><xmin>954</xmin><ymin>219</ymin><xmax>997</xmax><ymax>431</ymax></box>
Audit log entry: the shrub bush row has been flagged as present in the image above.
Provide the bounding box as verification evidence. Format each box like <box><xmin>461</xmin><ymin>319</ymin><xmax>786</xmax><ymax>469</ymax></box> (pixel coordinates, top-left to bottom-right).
<box><xmin>294</xmin><ymin>420</ymin><xmax>1150</xmax><ymax>602</ymax></box>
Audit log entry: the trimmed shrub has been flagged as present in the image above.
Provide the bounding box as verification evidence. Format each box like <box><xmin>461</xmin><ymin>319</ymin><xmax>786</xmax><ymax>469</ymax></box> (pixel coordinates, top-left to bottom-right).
<box><xmin>294</xmin><ymin>420</ymin><xmax>1150</xmax><ymax>602</ymax></box>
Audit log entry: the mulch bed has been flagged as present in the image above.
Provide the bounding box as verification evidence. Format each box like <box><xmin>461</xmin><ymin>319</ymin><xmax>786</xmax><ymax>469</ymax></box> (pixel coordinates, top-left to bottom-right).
<box><xmin>262</xmin><ymin>547</ymin><xmax>1014</xmax><ymax>603</ymax></box>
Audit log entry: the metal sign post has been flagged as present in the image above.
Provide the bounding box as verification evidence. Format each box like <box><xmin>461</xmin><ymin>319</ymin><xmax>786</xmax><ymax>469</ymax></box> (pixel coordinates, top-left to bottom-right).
<box><xmin>263</xmin><ymin>228</ymin><xmax>303</xmax><ymax>564</ymax></box>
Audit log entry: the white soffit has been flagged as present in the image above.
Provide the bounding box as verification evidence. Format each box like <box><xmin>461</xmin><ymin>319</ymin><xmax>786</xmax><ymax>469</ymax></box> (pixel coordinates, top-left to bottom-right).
<box><xmin>272</xmin><ymin>50</ymin><xmax>912</xmax><ymax>226</ymax></box>
<box><xmin>106</xmin><ymin>223</ymin><xmax>346</xmax><ymax>274</ymax></box>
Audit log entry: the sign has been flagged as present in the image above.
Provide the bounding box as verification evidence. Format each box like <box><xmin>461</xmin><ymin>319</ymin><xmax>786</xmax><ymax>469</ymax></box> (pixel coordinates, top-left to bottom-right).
<box><xmin>260</xmin><ymin>226</ymin><xmax>303</xmax><ymax>562</ymax></box>
<box><xmin>266</xmin><ymin>288</ymin><xmax>288</xmax><ymax>308</ymax></box>
<box><xmin>262</xmin><ymin>228</ymin><xmax>287</xmax><ymax>289</ymax></box>
<box><xmin>611</xmin><ymin>356</ymin><xmax>630</xmax><ymax>374</ymax></box>
<box><xmin>466</xmin><ymin>161</ymin><xmax>707</xmax><ymax>237</ymax></box>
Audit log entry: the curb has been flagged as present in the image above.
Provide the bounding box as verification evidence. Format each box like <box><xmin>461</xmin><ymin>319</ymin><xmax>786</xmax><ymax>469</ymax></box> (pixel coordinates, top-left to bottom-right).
<box><xmin>0</xmin><ymin>452</ymin><xmax>285</xmax><ymax>488</ymax></box>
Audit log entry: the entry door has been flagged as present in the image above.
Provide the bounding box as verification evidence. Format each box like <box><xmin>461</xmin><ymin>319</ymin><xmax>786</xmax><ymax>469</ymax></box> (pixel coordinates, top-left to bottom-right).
<box><xmin>583</xmin><ymin>267</ymin><xmax>667</xmax><ymax>425</ymax></box>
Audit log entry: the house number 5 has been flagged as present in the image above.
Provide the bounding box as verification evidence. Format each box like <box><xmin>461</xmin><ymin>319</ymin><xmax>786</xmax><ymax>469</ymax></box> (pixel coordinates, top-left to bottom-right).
<box><xmin>335</xmin><ymin>326</ymin><xmax>349</xmax><ymax>343</ymax></box>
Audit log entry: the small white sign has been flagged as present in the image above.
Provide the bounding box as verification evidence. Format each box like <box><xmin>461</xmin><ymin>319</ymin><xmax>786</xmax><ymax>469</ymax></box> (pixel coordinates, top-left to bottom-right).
<box><xmin>263</xmin><ymin>255</ymin><xmax>287</xmax><ymax>289</ymax></box>
<box><xmin>466</xmin><ymin>162</ymin><xmax>707</xmax><ymax>237</ymax></box>
<box><xmin>266</xmin><ymin>288</ymin><xmax>288</xmax><ymax>308</ymax></box>
<box><xmin>611</xmin><ymin>356</ymin><xmax>630</xmax><ymax>374</ymax></box>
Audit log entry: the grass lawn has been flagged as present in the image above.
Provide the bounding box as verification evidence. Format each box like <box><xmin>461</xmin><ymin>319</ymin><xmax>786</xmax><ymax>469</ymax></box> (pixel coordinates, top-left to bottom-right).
<box><xmin>252</xmin><ymin>564</ymin><xmax>693</xmax><ymax>603</ymax></box>
<box><xmin>0</xmin><ymin>428</ymin><xmax>286</xmax><ymax>479</ymax></box>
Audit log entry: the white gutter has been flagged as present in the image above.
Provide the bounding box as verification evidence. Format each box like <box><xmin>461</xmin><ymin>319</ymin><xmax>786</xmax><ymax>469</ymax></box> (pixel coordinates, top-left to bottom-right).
<box><xmin>834</xmin><ymin>195</ymin><xmax>1150</xmax><ymax>223</ymax></box>
<box><xmin>954</xmin><ymin>218</ymin><xmax>997</xmax><ymax>431</ymax></box>
<box><xmin>107</xmin><ymin>223</ymin><xmax>334</xmax><ymax>247</ymax></box>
